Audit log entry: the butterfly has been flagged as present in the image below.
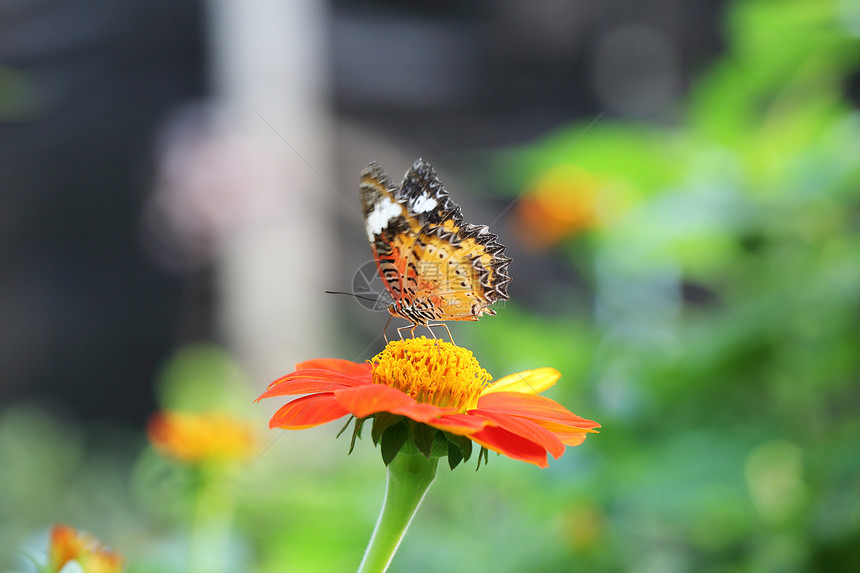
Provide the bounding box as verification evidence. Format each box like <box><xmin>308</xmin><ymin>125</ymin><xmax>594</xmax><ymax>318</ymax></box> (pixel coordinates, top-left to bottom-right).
<box><xmin>359</xmin><ymin>159</ymin><xmax>511</xmax><ymax>339</ymax></box>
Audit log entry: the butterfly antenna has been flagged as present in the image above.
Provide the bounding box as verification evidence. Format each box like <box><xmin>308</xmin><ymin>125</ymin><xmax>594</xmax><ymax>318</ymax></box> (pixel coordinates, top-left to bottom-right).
<box><xmin>324</xmin><ymin>290</ymin><xmax>382</xmax><ymax>303</ymax></box>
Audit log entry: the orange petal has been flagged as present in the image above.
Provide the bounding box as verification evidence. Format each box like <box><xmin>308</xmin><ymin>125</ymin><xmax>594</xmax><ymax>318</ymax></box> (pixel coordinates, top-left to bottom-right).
<box><xmin>266</xmin><ymin>369</ymin><xmax>371</xmax><ymax>391</ymax></box>
<box><xmin>526</xmin><ymin>417</ymin><xmax>599</xmax><ymax>436</ymax></box>
<box><xmin>49</xmin><ymin>525</ymin><xmax>79</xmax><ymax>568</ymax></box>
<box><xmin>476</xmin><ymin>392</ymin><xmax>600</xmax><ymax>430</ymax></box>
<box><xmin>391</xmin><ymin>402</ymin><xmax>453</xmax><ymax>422</ymax></box>
<box><xmin>296</xmin><ymin>358</ymin><xmax>373</xmax><ymax>379</ymax></box>
<box><xmin>468</xmin><ymin>425</ymin><xmax>549</xmax><ymax>467</ymax></box>
<box><xmin>469</xmin><ymin>409</ymin><xmax>566</xmax><ymax>459</ymax></box>
<box><xmin>334</xmin><ymin>384</ymin><xmax>449</xmax><ymax>421</ymax></box>
<box><xmin>427</xmin><ymin>413</ymin><xmax>489</xmax><ymax>436</ymax></box>
<box><xmin>481</xmin><ymin>368</ymin><xmax>561</xmax><ymax>395</ymax></box>
<box><xmin>550</xmin><ymin>430</ymin><xmax>590</xmax><ymax>447</ymax></box>
<box><xmin>258</xmin><ymin>371</ymin><xmax>370</xmax><ymax>401</ymax></box>
<box><xmin>269</xmin><ymin>394</ymin><xmax>349</xmax><ymax>429</ymax></box>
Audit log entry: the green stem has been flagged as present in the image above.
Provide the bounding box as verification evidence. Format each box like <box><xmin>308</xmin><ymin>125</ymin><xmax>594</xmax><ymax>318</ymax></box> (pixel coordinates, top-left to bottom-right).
<box><xmin>358</xmin><ymin>453</ymin><xmax>439</xmax><ymax>573</ymax></box>
<box><xmin>189</xmin><ymin>468</ymin><xmax>236</xmax><ymax>573</ymax></box>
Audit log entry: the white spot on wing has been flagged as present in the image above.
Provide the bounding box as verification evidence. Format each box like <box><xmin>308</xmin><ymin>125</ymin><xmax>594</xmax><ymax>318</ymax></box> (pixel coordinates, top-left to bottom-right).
<box><xmin>365</xmin><ymin>197</ymin><xmax>402</xmax><ymax>240</ymax></box>
<box><xmin>412</xmin><ymin>194</ymin><xmax>438</xmax><ymax>214</ymax></box>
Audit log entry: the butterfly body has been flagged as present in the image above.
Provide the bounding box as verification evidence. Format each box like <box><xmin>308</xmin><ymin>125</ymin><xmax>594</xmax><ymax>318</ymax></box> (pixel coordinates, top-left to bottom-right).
<box><xmin>360</xmin><ymin>159</ymin><xmax>511</xmax><ymax>328</ymax></box>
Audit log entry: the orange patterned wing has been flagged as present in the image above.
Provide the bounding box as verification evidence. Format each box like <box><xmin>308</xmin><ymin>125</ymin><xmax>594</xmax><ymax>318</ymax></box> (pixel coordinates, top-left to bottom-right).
<box><xmin>359</xmin><ymin>159</ymin><xmax>511</xmax><ymax>326</ymax></box>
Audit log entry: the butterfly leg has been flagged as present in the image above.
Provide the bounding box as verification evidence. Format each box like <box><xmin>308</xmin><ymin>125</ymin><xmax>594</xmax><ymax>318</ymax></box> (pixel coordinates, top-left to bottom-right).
<box><xmin>428</xmin><ymin>323</ymin><xmax>455</xmax><ymax>344</ymax></box>
<box><xmin>382</xmin><ymin>314</ymin><xmax>393</xmax><ymax>344</ymax></box>
<box><xmin>425</xmin><ymin>324</ymin><xmax>441</xmax><ymax>354</ymax></box>
<box><xmin>396</xmin><ymin>324</ymin><xmax>418</xmax><ymax>340</ymax></box>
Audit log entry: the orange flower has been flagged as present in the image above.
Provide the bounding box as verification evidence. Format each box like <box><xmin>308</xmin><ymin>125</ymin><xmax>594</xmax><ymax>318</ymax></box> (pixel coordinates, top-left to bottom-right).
<box><xmin>256</xmin><ymin>338</ymin><xmax>599</xmax><ymax>468</ymax></box>
<box><xmin>47</xmin><ymin>524</ymin><xmax>123</xmax><ymax>573</ymax></box>
<box><xmin>147</xmin><ymin>411</ymin><xmax>256</xmax><ymax>463</ymax></box>
<box><xmin>513</xmin><ymin>166</ymin><xmax>602</xmax><ymax>249</ymax></box>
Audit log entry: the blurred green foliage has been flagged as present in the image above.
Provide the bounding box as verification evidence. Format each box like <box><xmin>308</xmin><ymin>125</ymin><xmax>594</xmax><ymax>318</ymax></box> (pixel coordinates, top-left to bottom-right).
<box><xmin>3</xmin><ymin>0</ymin><xmax>860</xmax><ymax>571</ymax></box>
<box><xmin>483</xmin><ymin>0</ymin><xmax>860</xmax><ymax>570</ymax></box>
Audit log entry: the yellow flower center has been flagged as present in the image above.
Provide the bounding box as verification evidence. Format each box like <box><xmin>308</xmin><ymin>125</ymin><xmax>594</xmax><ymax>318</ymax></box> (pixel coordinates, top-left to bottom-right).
<box><xmin>370</xmin><ymin>337</ymin><xmax>492</xmax><ymax>411</ymax></box>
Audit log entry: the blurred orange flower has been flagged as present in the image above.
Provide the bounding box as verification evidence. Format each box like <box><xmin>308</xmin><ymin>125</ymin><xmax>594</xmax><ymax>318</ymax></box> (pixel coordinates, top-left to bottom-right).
<box><xmin>256</xmin><ymin>338</ymin><xmax>599</xmax><ymax>468</ymax></box>
<box><xmin>513</xmin><ymin>166</ymin><xmax>604</xmax><ymax>249</ymax></box>
<box><xmin>562</xmin><ymin>501</ymin><xmax>606</xmax><ymax>551</ymax></box>
<box><xmin>47</xmin><ymin>524</ymin><xmax>123</xmax><ymax>573</ymax></box>
<box><xmin>147</xmin><ymin>410</ymin><xmax>256</xmax><ymax>463</ymax></box>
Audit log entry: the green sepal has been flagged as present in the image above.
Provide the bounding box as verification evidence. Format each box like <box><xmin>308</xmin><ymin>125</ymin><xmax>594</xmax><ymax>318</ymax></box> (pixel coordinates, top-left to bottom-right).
<box><xmin>336</xmin><ymin>415</ymin><xmax>355</xmax><ymax>439</ymax></box>
<box><xmin>444</xmin><ymin>432</ymin><xmax>473</xmax><ymax>463</ymax></box>
<box><xmin>430</xmin><ymin>432</ymin><xmax>451</xmax><ymax>457</ymax></box>
<box><xmin>475</xmin><ymin>446</ymin><xmax>489</xmax><ymax>471</ymax></box>
<box><xmin>410</xmin><ymin>422</ymin><xmax>436</xmax><ymax>459</ymax></box>
<box><xmin>447</xmin><ymin>441</ymin><xmax>463</xmax><ymax>470</ymax></box>
<box><xmin>371</xmin><ymin>412</ymin><xmax>402</xmax><ymax>446</ymax></box>
<box><xmin>380</xmin><ymin>422</ymin><xmax>408</xmax><ymax>466</ymax></box>
<box><xmin>348</xmin><ymin>417</ymin><xmax>366</xmax><ymax>455</ymax></box>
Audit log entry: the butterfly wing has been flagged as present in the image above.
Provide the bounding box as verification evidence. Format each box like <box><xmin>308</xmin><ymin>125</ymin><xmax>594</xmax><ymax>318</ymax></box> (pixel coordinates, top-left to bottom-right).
<box><xmin>360</xmin><ymin>159</ymin><xmax>511</xmax><ymax>324</ymax></box>
<box><xmin>407</xmin><ymin>220</ymin><xmax>510</xmax><ymax>322</ymax></box>
<box><xmin>359</xmin><ymin>162</ymin><xmax>422</xmax><ymax>306</ymax></box>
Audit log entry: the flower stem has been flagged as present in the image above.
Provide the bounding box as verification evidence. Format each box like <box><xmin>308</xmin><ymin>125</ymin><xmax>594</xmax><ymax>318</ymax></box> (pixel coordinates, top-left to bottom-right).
<box><xmin>190</xmin><ymin>468</ymin><xmax>236</xmax><ymax>573</ymax></box>
<box><xmin>358</xmin><ymin>453</ymin><xmax>439</xmax><ymax>573</ymax></box>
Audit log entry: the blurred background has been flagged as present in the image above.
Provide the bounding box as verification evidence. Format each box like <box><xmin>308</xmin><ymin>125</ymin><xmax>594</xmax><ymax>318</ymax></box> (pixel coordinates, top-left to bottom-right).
<box><xmin>2</xmin><ymin>0</ymin><xmax>860</xmax><ymax>571</ymax></box>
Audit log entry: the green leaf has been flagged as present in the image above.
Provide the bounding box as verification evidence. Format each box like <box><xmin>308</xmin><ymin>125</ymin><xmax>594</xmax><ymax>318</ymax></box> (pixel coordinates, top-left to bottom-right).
<box><xmin>493</xmin><ymin>122</ymin><xmax>682</xmax><ymax>197</ymax></box>
<box><xmin>380</xmin><ymin>423</ymin><xmax>408</xmax><ymax>466</ymax></box>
